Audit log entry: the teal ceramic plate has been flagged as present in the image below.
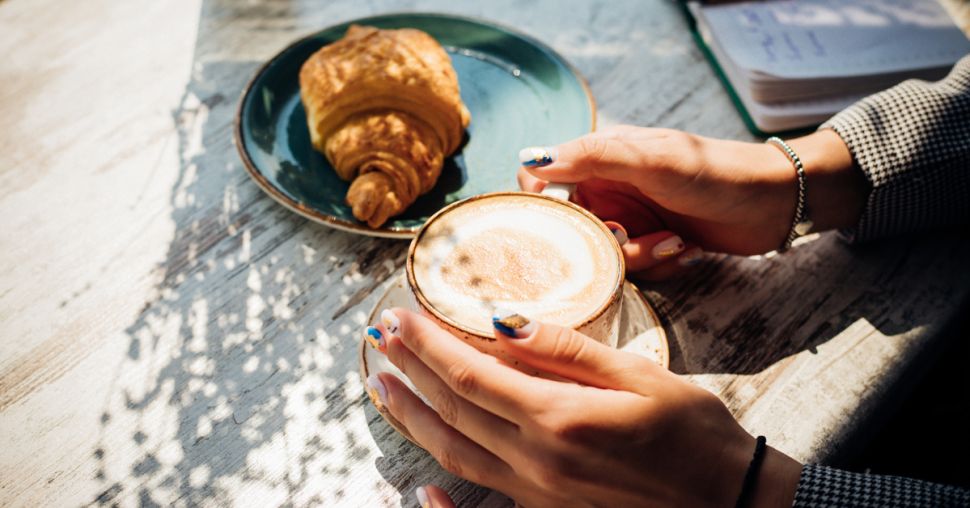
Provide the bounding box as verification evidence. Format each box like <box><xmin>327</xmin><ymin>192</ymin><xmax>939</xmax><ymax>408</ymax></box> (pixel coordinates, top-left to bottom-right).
<box><xmin>235</xmin><ymin>13</ymin><xmax>595</xmax><ymax>238</ymax></box>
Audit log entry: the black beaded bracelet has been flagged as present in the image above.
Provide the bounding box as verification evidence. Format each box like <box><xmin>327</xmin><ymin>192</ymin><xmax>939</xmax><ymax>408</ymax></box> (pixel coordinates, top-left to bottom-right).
<box><xmin>734</xmin><ymin>436</ymin><xmax>768</xmax><ymax>508</ymax></box>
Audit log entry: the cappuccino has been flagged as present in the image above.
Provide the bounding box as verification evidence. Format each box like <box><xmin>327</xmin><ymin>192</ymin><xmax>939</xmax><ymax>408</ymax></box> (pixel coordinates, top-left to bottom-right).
<box><xmin>410</xmin><ymin>193</ymin><xmax>622</xmax><ymax>336</ymax></box>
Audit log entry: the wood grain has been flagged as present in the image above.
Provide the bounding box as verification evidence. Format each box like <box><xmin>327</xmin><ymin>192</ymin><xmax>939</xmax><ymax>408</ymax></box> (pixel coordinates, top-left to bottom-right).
<box><xmin>1</xmin><ymin>0</ymin><xmax>968</xmax><ymax>506</ymax></box>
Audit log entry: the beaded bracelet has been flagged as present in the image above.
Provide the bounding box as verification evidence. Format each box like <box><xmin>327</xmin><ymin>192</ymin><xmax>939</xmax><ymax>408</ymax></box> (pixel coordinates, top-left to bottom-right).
<box><xmin>766</xmin><ymin>137</ymin><xmax>812</xmax><ymax>252</ymax></box>
<box><xmin>734</xmin><ymin>435</ymin><xmax>768</xmax><ymax>508</ymax></box>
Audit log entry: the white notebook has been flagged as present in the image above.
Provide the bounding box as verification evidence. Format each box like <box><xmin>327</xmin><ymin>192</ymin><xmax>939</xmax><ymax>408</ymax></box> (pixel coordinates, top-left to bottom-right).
<box><xmin>688</xmin><ymin>0</ymin><xmax>970</xmax><ymax>133</ymax></box>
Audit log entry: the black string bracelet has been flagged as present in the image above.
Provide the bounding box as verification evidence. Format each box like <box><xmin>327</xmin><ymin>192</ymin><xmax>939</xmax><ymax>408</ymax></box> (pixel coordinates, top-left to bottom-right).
<box><xmin>734</xmin><ymin>436</ymin><xmax>768</xmax><ymax>508</ymax></box>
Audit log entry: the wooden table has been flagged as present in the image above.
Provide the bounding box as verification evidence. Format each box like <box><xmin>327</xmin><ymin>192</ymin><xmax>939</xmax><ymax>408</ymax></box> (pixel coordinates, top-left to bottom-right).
<box><xmin>2</xmin><ymin>0</ymin><xmax>968</xmax><ymax>506</ymax></box>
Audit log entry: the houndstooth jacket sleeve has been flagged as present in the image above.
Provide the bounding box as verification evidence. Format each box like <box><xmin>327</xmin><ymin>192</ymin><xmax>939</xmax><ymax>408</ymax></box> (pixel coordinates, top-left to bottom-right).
<box><xmin>793</xmin><ymin>56</ymin><xmax>970</xmax><ymax>506</ymax></box>
<box><xmin>820</xmin><ymin>54</ymin><xmax>970</xmax><ymax>243</ymax></box>
<box><xmin>793</xmin><ymin>464</ymin><xmax>970</xmax><ymax>507</ymax></box>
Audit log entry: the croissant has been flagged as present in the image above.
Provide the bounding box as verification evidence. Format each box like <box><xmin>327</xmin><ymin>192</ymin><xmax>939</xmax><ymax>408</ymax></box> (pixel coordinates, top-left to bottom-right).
<box><xmin>299</xmin><ymin>25</ymin><xmax>471</xmax><ymax>228</ymax></box>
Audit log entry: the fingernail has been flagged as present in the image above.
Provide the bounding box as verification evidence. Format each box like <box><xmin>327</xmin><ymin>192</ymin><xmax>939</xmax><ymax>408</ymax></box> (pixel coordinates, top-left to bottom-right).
<box><xmin>652</xmin><ymin>235</ymin><xmax>685</xmax><ymax>259</ymax></box>
<box><xmin>381</xmin><ymin>309</ymin><xmax>401</xmax><ymax>336</ymax></box>
<box><xmin>603</xmin><ymin>221</ymin><xmax>628</xmax><ymax>245</ymax></box>
<box><xmin>363</xmin><ymin>326</ymin><xmax>385</xmax><ymax>353</ymax></box>
<box><xmin>415</xmin><ymin>486</ymin><xmax>431</xmax><ymax>508</ymax></box>
<box><xmin>678</xmin><ymin>247</ymin><xmax>705</xmax><ymax>267</ymax></box>
<box><xmin>366</xmin><ymin>373</ymin><xmax>387</xmax><ymax>409</ymax></box>
<box><xmin>518</xmin><ymin>146</ymin><xmax>557</xmax><ymax>167</ymax></box>
<box><xmin>492</xmin><ymin>309</ymin><xmax>535</xmax><ymax>338</ymax></box>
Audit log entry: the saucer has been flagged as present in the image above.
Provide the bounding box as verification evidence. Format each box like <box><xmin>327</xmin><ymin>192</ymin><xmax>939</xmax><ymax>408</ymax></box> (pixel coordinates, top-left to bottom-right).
<box><xmin>360</xmin><ymin>273</ymin><xmax>669</xmax><ymax>444</ymax></box>
<box><xmin>235</xmin><ymin>13</ymin><xmax>595</xmax><ymax>238</ymax></box>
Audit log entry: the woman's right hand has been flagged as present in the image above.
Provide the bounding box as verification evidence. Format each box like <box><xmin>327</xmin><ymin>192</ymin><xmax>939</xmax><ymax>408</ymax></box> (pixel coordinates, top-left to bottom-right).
<box><xmin>370</xmin><ymin>308</ymin><xmax>804</xmax><ymax>508</ymax></box>
<box><xmin>518</xmin><ymin>126</ymin><xmax>867</xmax><ymax>279</ymax></box>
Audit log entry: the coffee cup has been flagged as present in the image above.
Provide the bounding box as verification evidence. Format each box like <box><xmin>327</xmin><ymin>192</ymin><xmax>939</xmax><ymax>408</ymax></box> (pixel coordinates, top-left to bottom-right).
<box><xmin>404</xmin><ymin>189</ymin><xmax>625</xmax><ymax>365</ymax></box>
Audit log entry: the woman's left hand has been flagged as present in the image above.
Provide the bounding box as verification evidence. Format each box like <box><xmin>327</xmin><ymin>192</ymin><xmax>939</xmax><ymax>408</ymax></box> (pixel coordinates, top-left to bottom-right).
<box><xmin>366</xmin><ymin>309</ymin><xmax>802</xmax><ymax>508</ymax></box>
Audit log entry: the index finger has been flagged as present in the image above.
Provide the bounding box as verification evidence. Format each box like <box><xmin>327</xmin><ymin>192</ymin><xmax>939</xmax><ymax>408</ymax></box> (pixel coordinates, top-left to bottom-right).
<box><xmin>382</xmin><ymin>307</ymin><xmax>555</xmax><ymax>423</ymax></box>
<box><xmin>522</xmin><ymin>129</ymin><xmax>677</xmax><ymax>184</ymax></box>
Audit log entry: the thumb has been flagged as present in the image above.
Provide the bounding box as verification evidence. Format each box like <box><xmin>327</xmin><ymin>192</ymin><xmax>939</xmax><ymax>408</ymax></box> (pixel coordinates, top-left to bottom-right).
<box><xmin>491</xmin><ymin>310</ymin><xmax>665</xmax><ymax>393</ymax></box>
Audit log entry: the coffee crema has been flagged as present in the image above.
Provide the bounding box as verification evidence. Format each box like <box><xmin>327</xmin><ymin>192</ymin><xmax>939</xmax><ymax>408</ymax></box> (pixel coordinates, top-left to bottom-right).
<box><xmin>411</xmin><ymin>194</ymin><xmax>621</xmax><ymax>335</ymax></box>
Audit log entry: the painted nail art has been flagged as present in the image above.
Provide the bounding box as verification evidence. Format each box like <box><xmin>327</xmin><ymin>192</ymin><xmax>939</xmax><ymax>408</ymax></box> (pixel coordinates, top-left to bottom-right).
<box><xmin>678</xmin><ymin>247</ymin><xmax>705</xmax><ymax>267</ymax></box>
<box><xmin>518</xmin><ymin>146</ymin><xmax>558</xmax><ymax>167</ymax></box>
<box><xmin>363</xmin><ymin>326</ymin><xmax>385</xmax><ymax>353</ymax></box>
<box><xmin>366</xmin><ymin>373</ymin><xmax>387</xmax><ymax>409</ymax></box>
<box><xmin>652</xmin><ymin>235</ymin><xmax>685</xmax><ymax>259</ymax></box>
<box><xmin>492</xmin><ymin>309</ymin><xmax>535</xmax><ymax>338</ymax></box>
<box><xmin>381</xmin><ymin>309</ymin><xmax>401</xmax><ymax>336</ymax></box>
<box><xmin>603</xmin><ymin>221</ymin><xmax>629</xmax><ymax>246</ymax></box>
<box><xmin>415</xmin><ymin>486</ymin><xmax>431</xmax><ymax>508</ymax></box>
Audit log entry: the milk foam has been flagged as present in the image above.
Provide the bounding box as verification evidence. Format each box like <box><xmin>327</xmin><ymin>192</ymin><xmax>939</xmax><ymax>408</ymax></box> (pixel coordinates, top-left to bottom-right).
<box><xmin>412</xmin><ymin>196</ymin><xmax>620</xmax><ymax>334</ymax></box>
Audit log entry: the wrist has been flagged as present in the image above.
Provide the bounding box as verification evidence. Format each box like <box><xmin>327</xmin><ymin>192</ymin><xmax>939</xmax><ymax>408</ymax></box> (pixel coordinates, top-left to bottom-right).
<box><xmin>717</xmin><ymin>434</ymin><xmax>802</xmax><ymax>508</ymax></box>
<box><xmin>781</xmin><ymin>130</ymin><xmax>869</xmax><ymax>234</ymax></box>
<box><xmin>700</xmin><ymin>137</ymin><xmax>807</xmax><ymax>252</ymax></box>
<box><xmin>747</xmin><ymin>447</ymin><xmax>802</xmax><ymax>508</ymax></box>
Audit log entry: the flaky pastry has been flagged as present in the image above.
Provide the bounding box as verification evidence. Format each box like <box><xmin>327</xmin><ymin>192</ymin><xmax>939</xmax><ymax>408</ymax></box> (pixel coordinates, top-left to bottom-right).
<box><xmin>300</xmin><ymin>25</ymin><xmax>470</xmax><ymax>228</ymax></box>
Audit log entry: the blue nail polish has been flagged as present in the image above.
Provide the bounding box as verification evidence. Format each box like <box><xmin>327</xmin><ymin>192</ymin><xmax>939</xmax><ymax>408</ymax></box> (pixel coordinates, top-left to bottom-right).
<box><xmin>363</xmin><ymin>326</ymin><xmax>385</xmax><ymax>352</ymax></box>
<box><xmin>518</xmin><ymin>146</ymin><xmax>557</xmax><ymax>168</ymax></box>
<box><xmin>602</xmin><ymin>221</ymin><xmax>629</xmax><ymax>246</ymax></box>
<box><xmin>677</xmin><ymin>248</ymin><xmax>704</xmax><ymax>267</ymax></box>
<box><xmin>492</xmin><ymin>309</ymin><xmax>535</xmax><ymax>338</ymax></box>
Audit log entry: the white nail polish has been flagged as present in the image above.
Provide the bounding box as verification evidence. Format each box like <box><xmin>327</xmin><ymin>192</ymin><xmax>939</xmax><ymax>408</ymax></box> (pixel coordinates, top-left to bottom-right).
<box><xmin>415</xmin><ymin>486</ymin><xmax>431</xmax><ymax>508</ymax></box>
<box><xmin>381</xmin><ymin>309</ymin><xmax>400</xmax><ymax>335</ymax></box>
<box><xmin>653</xmin><ymin>235</ymin><xmax>685</xmax><ymax>259</ymax></box>
<box><xmin>366</xmin><ymin>373</ymin><xmax>387</xmax><ymax>407</ymax></box>
<box><xmin>493</xmin><ymin>307</ymin><xmax>515</xmax><ymax>320</ymax></box>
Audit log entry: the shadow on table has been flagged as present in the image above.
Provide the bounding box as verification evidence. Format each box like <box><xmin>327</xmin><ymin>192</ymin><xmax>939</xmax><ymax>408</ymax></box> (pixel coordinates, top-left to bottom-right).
<box><xmin>86</xmin><ymin>2</ymin><xmax>418</xmax><ymax>506</ymax></box>
<box><xmin>642</xmin><ymin>231</ymin><xmax>966</xmax><ymax>376</ymax></box>
<box><xmin>833</xmin><ymin>301</ymin><xmax>970</xmax><ymax>486</ymax></box>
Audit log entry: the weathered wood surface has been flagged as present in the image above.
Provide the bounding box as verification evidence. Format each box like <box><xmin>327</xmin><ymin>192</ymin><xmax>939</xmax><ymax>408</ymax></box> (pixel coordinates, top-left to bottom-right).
<box><xmin>1</xmin><ymin>0</ymin><xmax>968</xmax><ymax>506</ymax></box>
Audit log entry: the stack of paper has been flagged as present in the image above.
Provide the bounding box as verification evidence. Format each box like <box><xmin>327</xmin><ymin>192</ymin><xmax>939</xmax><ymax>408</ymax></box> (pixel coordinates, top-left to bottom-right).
<box><xmin>689</xmin><ymin>0</ymin><xmax>970</xmax><ymax>132</ymax></box>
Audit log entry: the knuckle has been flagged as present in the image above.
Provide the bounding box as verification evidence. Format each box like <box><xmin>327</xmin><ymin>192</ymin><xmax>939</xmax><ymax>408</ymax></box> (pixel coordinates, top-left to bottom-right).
<box><xmin>576</xmin><ymin>136</ymin><xmax>611</xmax><ymax>165</ymax></box>
<box><xmin>548</xmin><ymin>328</ymin><xmax>587</xmax><ymax>364</ymax></box>
<box><xmin>530</xmin><ymin>464</ymin><xmax>560</xmax><ymax>490</ymax></box>
<box><xmin>535</xmin><ymin>411</ymin><xmax>570</xmax><ymax>439</ymax></box>
<box><xmin>658</xmin><ymin>130</ymin><xmax>700</xmax><ymax>166</ymax></box>
<box><xmin>401</xmin><ymin>325</ymin><xmax>426</xmax><ymax>356</ymax></box>
<box><xmin>433</xmin><ymin>443</ymin><xmax>465</xmax><ymax>479</ymax></box>
<box><xmin>551</xmin><ymin>418</ymin><xmax>593</xmax><ymax>445</ymax></box>
<box><xmin>529</xmin><ymin>450</ymin><xmax>580</xmax><ymax>489</ymax></box>
<box><xmin>536</xmin><ymin>410</ymin><xmax>600</xmax><ymax>447</ymax></box>
<box><xmin>431</xmin><ymin>389</ymin><xmax>461</xmax><ymax>428</ymax></box>
<box><xmin>446</xmin><ymin>360</ymin><xmax>479</xmax><ymax>398</ymax></box>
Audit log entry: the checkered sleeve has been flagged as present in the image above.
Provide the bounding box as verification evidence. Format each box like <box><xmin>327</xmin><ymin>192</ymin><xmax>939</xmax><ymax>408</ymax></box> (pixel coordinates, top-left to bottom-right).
<box><xmin>820</xmin><ymin>54</ymin><xmax>970</xmax><ymax>243</ymax></box>
<box><xmin>793</xmin><ymin>464</ymin><xmax>970</xmax><ymax>507</ymax></box>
